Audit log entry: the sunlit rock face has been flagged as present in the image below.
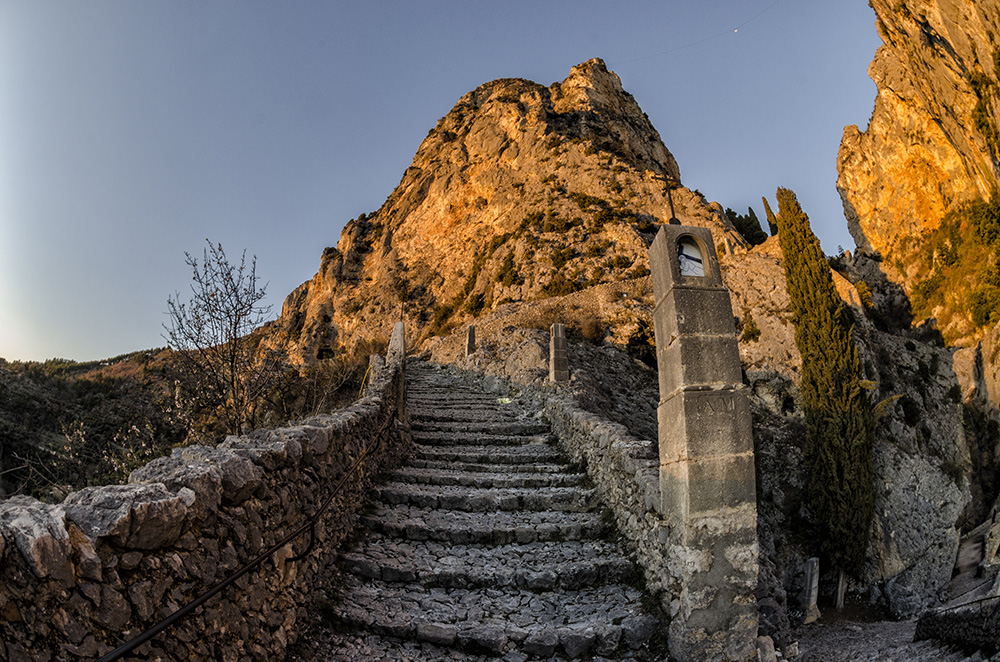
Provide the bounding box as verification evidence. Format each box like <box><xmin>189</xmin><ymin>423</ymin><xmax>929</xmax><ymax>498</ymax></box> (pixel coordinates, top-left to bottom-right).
<box><xmin>274</xmin><ymin>58</ymin><xmax>749</xmax><ymax>365</ymax></box>
<box><xmin>837</xmin><ymin>0</ymin><xmax>1000</xmax><ymax>299</ymax></box>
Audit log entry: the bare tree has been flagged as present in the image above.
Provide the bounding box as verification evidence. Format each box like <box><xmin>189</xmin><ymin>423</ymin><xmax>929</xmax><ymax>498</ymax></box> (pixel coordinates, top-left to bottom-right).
<box><xmin>164</xmin><ymin>240</ymin><xmax>283</xmax><ymax>436</ymax></box>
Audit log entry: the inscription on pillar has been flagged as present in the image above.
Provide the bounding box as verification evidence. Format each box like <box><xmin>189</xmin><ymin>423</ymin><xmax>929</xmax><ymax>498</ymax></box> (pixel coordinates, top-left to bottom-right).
<box><xmin>649</xmin><ymin>225</ymin><xmax>758</xmax><ymax>662</ymax></box>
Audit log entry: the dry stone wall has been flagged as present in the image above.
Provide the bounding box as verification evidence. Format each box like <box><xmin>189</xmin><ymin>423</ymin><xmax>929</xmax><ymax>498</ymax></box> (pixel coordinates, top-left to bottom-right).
<box><xmin>541</xmin><ymin>401</ymin><xmax>674</xmax><ymax>604</ymax></box>
<box><xmin>0</xmin><ymin>326</ymin><xmax>409</xmax><ymax>662</ymax></box>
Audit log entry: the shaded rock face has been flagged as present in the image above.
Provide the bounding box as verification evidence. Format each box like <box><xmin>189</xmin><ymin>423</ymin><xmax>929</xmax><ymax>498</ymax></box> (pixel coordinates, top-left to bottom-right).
<box><xmin>276</xmin><ymin>58</ymin><xmax>747</xmax><ymax>364</ymax></box>
<box><xmin>837</xmin><ymin>0</ymin><xmax>1000</xmax><ymax>300</ymax></box>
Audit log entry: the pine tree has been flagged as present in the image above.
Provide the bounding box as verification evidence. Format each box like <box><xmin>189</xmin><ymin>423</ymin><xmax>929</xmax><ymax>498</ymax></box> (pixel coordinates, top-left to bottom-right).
<box><xmin>776</xmin><ymin>187</ymin><xmax>875</xmax><ymax>578</ymax></box>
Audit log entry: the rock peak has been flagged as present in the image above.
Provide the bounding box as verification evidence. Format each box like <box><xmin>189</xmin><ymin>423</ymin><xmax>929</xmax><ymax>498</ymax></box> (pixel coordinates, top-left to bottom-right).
<box><xmin>276</xmin><ymin>58</ymin><xmax>731</xmax><ymax>363</ymax></box>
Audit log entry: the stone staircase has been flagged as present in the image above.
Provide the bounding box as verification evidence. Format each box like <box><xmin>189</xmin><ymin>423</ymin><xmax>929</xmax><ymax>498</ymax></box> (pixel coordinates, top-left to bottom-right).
<box><xmin>298</xmin><ymin>360</ymin><xmax>663</xmax><ymax>661</ymax></box>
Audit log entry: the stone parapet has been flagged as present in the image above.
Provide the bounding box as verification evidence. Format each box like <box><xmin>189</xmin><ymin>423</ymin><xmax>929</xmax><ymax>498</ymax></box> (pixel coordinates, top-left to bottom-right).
<box><xmin>914</xmin><ymin>597</ymin><xmax>1000</xmax><ymax>651</ymax></box>
<box><xmin>542</xmin><ymin>395</ymin><xmax>666</xmax><ymax>590</ymax></box>
<box><xmin>0</xmin><ymin>324</ymin><xmax>409</xmax><ymax>662</ymax></box>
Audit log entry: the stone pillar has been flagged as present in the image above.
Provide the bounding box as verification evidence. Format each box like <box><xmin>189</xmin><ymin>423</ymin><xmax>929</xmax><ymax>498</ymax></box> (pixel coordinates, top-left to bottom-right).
<box><xmin>389</xmin><ymin>321</ymin><xmax>406</xmax><ymax>422</ymax></box>
<box><xmin>649</xmin><ymin>225</ymin><xmax>758</xmax><ymax>661</ymax></box>
<box><xmin>801</xmin><ymin>558</ymin><xmax>821</xmax><ymax>624</ymax></box>
<box><xmin>465</xmin><ymin>325</ymin><xmax>476</xmax><ymax>358</ymax></box>
<box><xmin>549</xmin><ymin>323</ymin><xmax>569</xmax><ymax>382</ymax></box>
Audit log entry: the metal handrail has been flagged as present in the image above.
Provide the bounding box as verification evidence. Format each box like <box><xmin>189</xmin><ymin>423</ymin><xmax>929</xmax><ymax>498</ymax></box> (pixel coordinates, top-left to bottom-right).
<box><xmin>930</xmin><ymin>590</ymin><xmax>1000</xmax><ymax>615</ymax></box>
<box><xmin>95</xmin><ymin>410</ymin><xmax>398</xmax><ymax>662</ymax></box>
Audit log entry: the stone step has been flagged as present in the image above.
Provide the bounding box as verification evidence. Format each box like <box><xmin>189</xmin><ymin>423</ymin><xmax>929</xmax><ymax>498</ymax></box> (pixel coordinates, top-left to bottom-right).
<box><xmin>341</xmin><ymin>535</ymin><xmax>637</xmax><ymax>591</ymax></box>
<box><xmin>410</xmin><ymin>430</ymin><xmax>554</xmax><ymax>447</ymax></box>
<box><xmin>361</xmin><ymin>504</ymin><xmax>610</xmax><ymax>544</ymax></box>
<box><xmin>407</xmin><ymin>458</ymin><xmax>574</xmax><ymax>475</ymax></box>
<box><xmin>407</xmin><ymin>394</ymin><xmax>513</xmax><ymax>401</ymax></box>
<box><xmin>330</xmin><ymin>576</ymin><xmax>660</xmax><ymax>659</ymax></box>
<box><xmin>410</xmin><ymin>419</ymin><xmax>550</xmax><ymax>436</ymax></box>
<box><xmin>372</xmin><ymin>482</ymin><xmax>598</xmax><ymax>513</ymax></box>
<box><xmin>410</xmin><ymin>409</ymin><xmax>524</xmax><ymax>423</ymax></box>
<box><xmin>299</xmin><ymin>632</ymin><xmax>502</xmax><ymax>662</ymax></box>
<box><xmin>414</xmin><ymin>444</ymin><xmax>564</xmax><ymax>465</ymax></box>
<box><xmin>406</xmin><ymin>394</ymin><xmax>510</xmax><ymax>407</ymax></box>
<box><xmin>390</xmin><ymin>466</ymin><xmax>585</xmax><ymax>488</ymax></box>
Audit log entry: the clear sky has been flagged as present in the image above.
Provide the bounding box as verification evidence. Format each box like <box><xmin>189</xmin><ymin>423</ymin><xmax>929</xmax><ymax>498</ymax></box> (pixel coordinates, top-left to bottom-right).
<box><xmin>1</xmin><ymin>1</ymin><xmax>881</xmax><ymax>362</ymax></box>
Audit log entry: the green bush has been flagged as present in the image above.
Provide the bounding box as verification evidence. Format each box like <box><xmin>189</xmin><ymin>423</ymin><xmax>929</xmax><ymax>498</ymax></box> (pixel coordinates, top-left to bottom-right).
<box><xmin>586</xmin><ymin>266</ymin><xmax>605</xmax><ymax>287</ymax></box>
<box><xmin>497</xmin><ymin>252</ymin><xmax>523</xmax><ymax>287</ymax></box>
<box><xmin>740</xmin><ymin>314</ymin><xmax>761</xmax><ymax>343</ymax></box>
<box><xmin>551</xmin><ymin>245</ymin><xmax>577</xmax><ymax>269</ymax></box>
<box><xmin>969</xmin><ymin>283</ymin><xmax>1000</xmax><ymax>327</ymax></box>
<box><xmin>856</xmin><ymin>281</ymin><xmax>874</xmax><ymax>309</ymax></box>
<box><xmin>540</xmin><ymin>273</ymin><xmax>580</xmax><ymax>297</ymax></box>
<box><xmin>465</xmin><ymin>292</ymin><xmax>486</xmax><ymax>316</ymax></box>
<box><xmin>629</xmin><ymin>265</ymin><xmax>650</xmax><ymax>279</ymax></box>
<box><xmin>607</xmin><ymin>255</ymin><xmax>632</xmax><ymax>270</ymax></box>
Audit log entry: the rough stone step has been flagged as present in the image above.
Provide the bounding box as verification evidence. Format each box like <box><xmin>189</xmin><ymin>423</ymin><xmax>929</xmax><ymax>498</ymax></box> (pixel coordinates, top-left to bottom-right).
<box><xmin>406</xmin><ymin>390</ymin><xmax>515</xmax><ymax>411</ymax></box>
<box><xmin>410</xmin><ymin>419</ymin><xmax>550</xmax><ymax>436</ymax></box>
<box><xmin>407</xmin><ymin>394</ymin><xmax>508</xmax><ymax>402</ymax></box>
<box><xmin>297</xmin><ymin>631</ymin><xmax>512</xmax><ymax>662</ymax></box>
<box><xmin>341</xmin><ymin>535</ymin><xmax>637</xmax><ymax>591</ymax></box>
<box><xmin>390</xmin><ymin>466</ymin><xmax>585</xmax><ymax>488</ymax></box>
<box><xmin>407</xmin><ymin>458</ymin><xmax>574</xmax><ymax>474</ymax></box>
<box><xmin>372</xmin><ymin>482</ymin><xmax>598</xmax><ymax>513</ymax></box>
<box><xmin>361</xmin><ymin>504</ymin><xmax>610</xmax><ymax>544</ymax></box>
<box><xmin>330</xmin><ymin>576</ymin><xmax>660</xmax><ymax>659</ymax></box>
<box><xmin>414</xmin><ymin>444</ymin><xmax>564</xmax><ymax>465</ymax></box>
<box><xmin>410</xmin><ymin>430</ymin><xmax>555</xmax><ymax>448</ymax></box>
<box><xmin>410</xmin><ymin>409</ymin><xmax>525</xmax><ymax>423</ymax></box>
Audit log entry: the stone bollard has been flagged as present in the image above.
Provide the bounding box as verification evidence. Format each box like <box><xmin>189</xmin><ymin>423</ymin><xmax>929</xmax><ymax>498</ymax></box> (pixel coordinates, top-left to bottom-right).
<box><xmin>465</xmin><ymin>325</ymin><xmax>476</xmax><ymax>358</ymax></box>
<box><xmin>549</xmin><ymin>323</ymin><xmax>569</xmax><ymax>382</ymax></box>
<box><xmin>649</xmin><ymin>225</ymin><xmax>758</xmax><ymax>662</ymax></box>
<box><xmin>801</xmin><ymin>557</ymin><xmax>821</xmax><ymax>624</ymax></box>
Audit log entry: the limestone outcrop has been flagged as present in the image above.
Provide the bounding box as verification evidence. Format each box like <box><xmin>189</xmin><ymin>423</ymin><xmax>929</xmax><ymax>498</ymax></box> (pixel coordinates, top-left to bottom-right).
<box><xmin>837</xmin><ymin>0</ymin><xmax>1000</xmax><ymax>340</ymax></box>
<box><xmin>276</xmin><ymin>58</ymin><xmax>748</xmax><ymax>364</ymax></box>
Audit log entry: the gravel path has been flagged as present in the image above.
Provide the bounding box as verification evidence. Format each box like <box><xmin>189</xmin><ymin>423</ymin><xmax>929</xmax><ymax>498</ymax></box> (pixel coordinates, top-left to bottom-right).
<box><xmin>794</xmin><ymin>617</ymin><xmax>997</xmax><ymax>662</ymax></box>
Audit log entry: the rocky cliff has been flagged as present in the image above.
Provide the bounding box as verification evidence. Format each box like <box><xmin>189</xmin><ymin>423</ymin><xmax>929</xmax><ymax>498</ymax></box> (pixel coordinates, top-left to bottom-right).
<box><xmin>276</xmin><ymin>59</ymin><xmax>749</xmax><ymax>363</ymax></box>
<box><xmin>837</xmin><ymin>0</ymin><xmax>1000</xmax><ymax>342</ymax></box>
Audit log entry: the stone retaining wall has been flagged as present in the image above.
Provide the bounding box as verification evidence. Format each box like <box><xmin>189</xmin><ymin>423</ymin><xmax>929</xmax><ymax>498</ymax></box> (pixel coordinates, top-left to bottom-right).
<box><xmin>545</xmin><ymin>392</ymin><xmax>759</xmax><ymax>660</ymax></box>
<box><xmin>914</xmin><ymin>597</ymin><xmax>1000</xmax><ymax>652</ymax></box>
<box><xmin>0</xmin><ymin>325</ymin><xmax>409</xmax><ymax>662</ymax></box>
<box><xmin>541</xmin><ymin>396</ymin><xmax>673</xmax><ymax>601</ymax></box>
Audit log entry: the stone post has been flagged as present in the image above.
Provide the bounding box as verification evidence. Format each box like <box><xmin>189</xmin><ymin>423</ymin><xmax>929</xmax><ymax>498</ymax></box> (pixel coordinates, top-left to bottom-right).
<box><xmin>465</xmin><ymin>325</ymin><xmax>476</xmax><ymax>358</ymax></box>
<box><xmin>388</xmin><ymin>321</ymin><xmax>406</xmax><ymax>422</ymax></box>
<box><xmin>801</xmin><ymin>557</ymin><xmax>821</xmax><ymax>624</ymax></box>
<box><xmin>549</xmin><ymin>323</ymin><xmax>569</xmax><ymax>382</ymax></box>
<box><xmin>649</xmin><ymin>225</ymin><xmax>758</xmax><ymax>661</ymax></box>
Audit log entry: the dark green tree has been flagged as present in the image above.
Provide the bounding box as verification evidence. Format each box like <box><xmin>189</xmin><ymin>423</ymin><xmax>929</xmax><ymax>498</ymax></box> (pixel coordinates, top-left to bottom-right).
<box><xmin>726</xmin><ymin>206</ymin><xmax>768</xmax><ymax>246</ymax></box>
<box><xmin>762</xmin><ymin>196</ymin><xmax>779</xmax><ymax>236</ymax></box>
<box><xmin>776</xmin><ymin>187</ymin><xmax>875</xmax><ymax>578</ymax></box>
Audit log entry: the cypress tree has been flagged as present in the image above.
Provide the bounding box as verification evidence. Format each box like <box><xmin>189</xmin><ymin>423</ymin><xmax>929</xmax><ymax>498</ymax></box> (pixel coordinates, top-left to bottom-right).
<box><xmin>776</xmin><ymin>187</ymin><xmax>875</xmax><ymax>578</ymax></box>
<box><xmin>726</xmin><ymin>206</ymin><xmax>768</xmax><ymax>246</ymax></box>
<box><xmin>762</xmin><ymin>196</ymin><xmax>779</xmax><ymax>236</ymax></box>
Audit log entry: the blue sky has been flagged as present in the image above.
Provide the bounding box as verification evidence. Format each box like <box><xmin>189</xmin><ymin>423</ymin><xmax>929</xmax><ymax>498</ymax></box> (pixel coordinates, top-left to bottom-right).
<box><xmin>0</xmin><ymin>2</ymin><xmax>881</xmax><ymax>362</ymax></box>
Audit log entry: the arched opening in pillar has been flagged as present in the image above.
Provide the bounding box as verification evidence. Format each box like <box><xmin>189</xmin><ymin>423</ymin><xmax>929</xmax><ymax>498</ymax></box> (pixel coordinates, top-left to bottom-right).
<box><xmin>677</xmin><ymin>237</ymin><xmax>705</xmax><ymax>277</ymax></box>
